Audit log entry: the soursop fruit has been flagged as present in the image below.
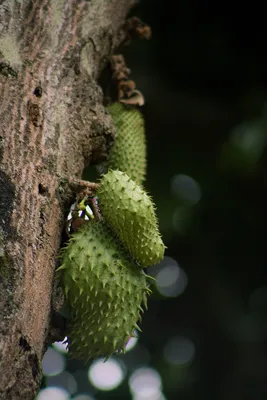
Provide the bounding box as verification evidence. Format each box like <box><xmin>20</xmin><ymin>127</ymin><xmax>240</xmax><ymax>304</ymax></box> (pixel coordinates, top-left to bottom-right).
<box><xmin>107</xmin><ymin>102</ymin><xmax>146</xmax><ymax>185</ymax></box>
<box><xmin>97</xmin><ymin>170</ymin><xmax>165</xmax><ymax>267</ymax></box>
<box><xmin>58</xmin><ymin>220</ymin><xmax>150</xmax><ymax>361</ymax></box>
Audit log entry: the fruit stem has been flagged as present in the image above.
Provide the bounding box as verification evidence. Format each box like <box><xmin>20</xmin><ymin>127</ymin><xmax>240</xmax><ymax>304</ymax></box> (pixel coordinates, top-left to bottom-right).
<box><xmin>89</xmin><ymin>196</ymin><xmax>102</xmax><ymax>221</ymax></box>
<box><xmin>69</xmin><ymin>178</ymin><xmax>99</xmax><ymax>194</ymax></box>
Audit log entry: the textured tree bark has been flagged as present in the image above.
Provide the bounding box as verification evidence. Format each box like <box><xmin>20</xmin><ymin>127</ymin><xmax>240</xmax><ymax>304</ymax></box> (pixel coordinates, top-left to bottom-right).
<box><xmin>0</xmin><ymin>0</ymin><xmax>136</xmax><ymax>398</ymax></box>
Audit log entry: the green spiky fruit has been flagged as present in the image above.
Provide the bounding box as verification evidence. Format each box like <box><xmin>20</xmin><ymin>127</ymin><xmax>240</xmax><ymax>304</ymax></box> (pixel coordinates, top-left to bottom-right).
<box><xmin>58</xmin><ymin>220</ymin><xmax>151</xmax><ymax>361</ymax></box>
<box><xmin>107</xmin><ymin>102</ymin><xmax>146</xmax><ymax>184</ymax></box>
<box><xmin>97</xmin><ymin>170</ymin><xmax>165</xmax><ymax>267</ymax></box>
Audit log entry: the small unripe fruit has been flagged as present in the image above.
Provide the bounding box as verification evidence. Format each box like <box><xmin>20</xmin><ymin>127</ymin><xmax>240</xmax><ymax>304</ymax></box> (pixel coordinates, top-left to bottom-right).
<box><xmin>58</xmin><ymin>220</ymin><xmax>150</xmax><ymax>361</ymax></box>
<box><xmin>97</xmin><ymin>170</ymin><xmax>165</xmax><ymax>267</ymax></box>
<box><xmin>107</xmin><ymin>102</ymin><xmax>146</xmax><ymax>185</ymax></box>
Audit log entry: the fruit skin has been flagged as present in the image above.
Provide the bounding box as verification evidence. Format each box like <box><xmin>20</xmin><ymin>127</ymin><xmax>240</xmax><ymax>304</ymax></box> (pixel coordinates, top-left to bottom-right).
<box><xmin>97</xmin><ymin>170</ymin><xmax>165</xmax><ymax>267</ymax></box>
<box><xmin>107</xmin><ymin>102</ymin><xmax>146</xmax><ymax>185</ymax></box>
<box><xmin>57</xmin><ymin>220</ymin><xmax>150</xmax><ymax>361</ymax></box>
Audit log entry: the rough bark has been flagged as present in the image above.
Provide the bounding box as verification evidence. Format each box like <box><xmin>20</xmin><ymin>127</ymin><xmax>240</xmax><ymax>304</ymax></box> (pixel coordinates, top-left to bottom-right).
<box><xmin>0</xmin><ymin>0</ymin><xmax>136</xmax><ymax>398</ymax></box>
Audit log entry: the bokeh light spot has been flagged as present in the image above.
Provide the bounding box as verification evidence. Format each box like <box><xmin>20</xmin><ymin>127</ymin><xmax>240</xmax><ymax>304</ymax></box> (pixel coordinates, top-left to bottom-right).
<box><xmin>164</xmin><ymin>336</ymin><xmax>195</xmax><ymax>365</ymax></box>
<box><xmin>149</xmin><ymin>256</ymin><xmax>177</xmax><ymax>276</ymax></box>
<box><xmin>46</xmin><ymin>371</ymin><xmax>77</xmax><ymax>395</ymax></box>
<box><xmin>171</xmin><ymin>174</ymin><xmax>201</xmax><ymax>205</ymax></box>
<box><xmin>132</xmin><ymin>393</ymin><xmax>166</xmax><ymax>400</ymax></box>
<box><xmin>88</xmin><ymin>358</ymin><xmax>125</xmax><ymax>391</ymax></box>
<box><xmin>37</xmin><ymin>387</ymin><xmax>69</xmax><ymax>400</ymax></box>
<box><xmin>42</xmin><ymin>346</ymin><xmax>66</xmax><ymax>377</ymax></box>
<box><xmin>231</xmin><ymin>120</ymin><xmax>266</xmax><ymax>158</ymax></box>
<box><xmin>155</xmin><ymin>259</ymin><xmax>188</xmax><ymax>298</ymax></box>
<box><xmin>157</xmin><ymin>265</ymin><xmax>180</xmax><ymax>288</ymax></box>
<box><xmin>72</xmin><ymin>395</ymin><xmax>95</xmax><ymax>400</ymax></box>
<box><xmin>129</xmin><ymin>367</ymin><xmax>162</xmax><ymax>398</ymax></box>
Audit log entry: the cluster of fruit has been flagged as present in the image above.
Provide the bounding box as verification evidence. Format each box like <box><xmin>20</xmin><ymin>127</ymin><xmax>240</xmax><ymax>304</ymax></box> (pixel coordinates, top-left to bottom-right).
<box><xmin>58</xmin><ymin>103</ymin><xmax>165</xmax><ymax>361</ymax></box>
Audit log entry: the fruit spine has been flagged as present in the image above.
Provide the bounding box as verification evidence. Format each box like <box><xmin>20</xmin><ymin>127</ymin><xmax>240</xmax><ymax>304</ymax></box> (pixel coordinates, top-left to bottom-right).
<box><xmin>57</xmin><ymin>220</ymin><xmax>151</xmax><ymax>361</ymax></box>
<box><xmin>97</xmin><ymin>169</ymin><xmax>165</xmax><ymax>267</ymax></box>
<box><xmin>107</xmin><ymin>102</ymin><xmax>146</xmax><ymax>185</ymax></box>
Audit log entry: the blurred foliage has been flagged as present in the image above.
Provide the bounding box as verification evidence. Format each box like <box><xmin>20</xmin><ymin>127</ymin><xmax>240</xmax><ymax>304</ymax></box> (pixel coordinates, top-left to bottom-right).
<box><xmin>42</xmin><ymin>1</ymin><xmax>267</xmax><ymax>399</ymax></box>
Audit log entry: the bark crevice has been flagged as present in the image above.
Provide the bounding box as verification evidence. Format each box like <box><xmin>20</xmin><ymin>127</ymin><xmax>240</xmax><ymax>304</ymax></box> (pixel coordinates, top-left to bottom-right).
<box><xmin>0</xmin><ymin>0</ymin><xmax>136</xmax><ymax>398</ymax></box>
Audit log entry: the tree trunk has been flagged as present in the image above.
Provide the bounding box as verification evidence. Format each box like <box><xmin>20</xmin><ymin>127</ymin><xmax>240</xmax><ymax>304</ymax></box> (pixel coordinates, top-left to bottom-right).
<box><xmin>0</xmin><ymin>1</ymin><xmax>136</xmax><ymax>398</ymax></box>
